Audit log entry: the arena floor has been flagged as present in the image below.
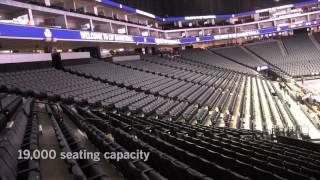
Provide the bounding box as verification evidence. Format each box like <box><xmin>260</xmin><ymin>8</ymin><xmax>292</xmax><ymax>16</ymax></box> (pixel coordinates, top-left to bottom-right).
<box><xmin>298</xmin><ymin>79</ymin><xmax>320</xmax><ymax>95</ymax></box>
<box><xmin>294</xmin><ymin>80</ymin><xmax>320</xmax><ymax>138</ymax></box>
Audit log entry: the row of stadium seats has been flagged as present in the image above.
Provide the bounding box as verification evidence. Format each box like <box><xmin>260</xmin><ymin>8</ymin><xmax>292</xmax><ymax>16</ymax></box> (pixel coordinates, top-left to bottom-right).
<box><xmin>47</xmin><ymin>105</ymin><xmax>109</xmax><ymax>180</ymax></box>
<box><xmin>245</xmin><ymin>34</ymin><xmax>320</xmax><ymax>77</ymax></box>
<box><xmin>210</xmin><ymin>46</ymin><xmax>267</xmax><ymax>68</ymax></box>
<box><xmin>0</xmin><ymin>56</ymin><xmax>300</xmax><ymax>133</ymax></box>
<box><xmin>78</xmin><ymin>105</ymin><xmax>320</xmax><ymax>180</ymax></box>
<box><xmin>0</xmin><ymin>94</ymin><xmax>22</xmax><ymax>131</ymax></box>
<box><xmin>63</xmin><ymin>60</ymin><xmax>244</xmax><ymax>122</ymax></box>
<box><xmin>0</xmin><ymin>95</ymin><xmax>125</xmax><ymax>180</ymax></box>
<box><xmin>61</xmin><ymin>104</ymin><xmax>167</xmax><ymax>180</ymax></box>
<box><xmin>0</xmin><ymin>96</ymin><xmax>41</xmax><ymax>180</ymax></box>
<box><xmin>112</xmin><ymin>57</ymin><xmax>297</xmax><ymax>131</ymax></box>
<box><xmin>62</xmin><ymin>60</ymin><xmax>262</xmax><ymax>127</ymax></box>
<box><xmin>179</xmin><ymin>48</ymin><xmax>256</xmax><ymax>75</ymax></box>
<box><xmin>1</xmin><ymin>91</ymin><xmax>319</xmax><ymax>179</ymax></box>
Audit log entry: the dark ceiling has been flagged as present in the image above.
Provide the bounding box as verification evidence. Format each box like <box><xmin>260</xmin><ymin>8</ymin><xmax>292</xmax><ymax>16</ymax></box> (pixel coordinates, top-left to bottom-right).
<box><xmin>114</xmin><ymin>0</ymin><xmax>309</xmax><ymax>17</ymax></box>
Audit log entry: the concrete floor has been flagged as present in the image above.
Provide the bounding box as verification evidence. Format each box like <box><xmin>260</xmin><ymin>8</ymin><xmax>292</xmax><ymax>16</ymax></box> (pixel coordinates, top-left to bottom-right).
<box><xmin>273</xmin><ymin>82</ymin><xmax>320</xmax><ymax>139</ymax></box>
<box><xmin>37</xmin><ymin>103</ymin><xmax>73</xmax><ymax>180</ymax></box>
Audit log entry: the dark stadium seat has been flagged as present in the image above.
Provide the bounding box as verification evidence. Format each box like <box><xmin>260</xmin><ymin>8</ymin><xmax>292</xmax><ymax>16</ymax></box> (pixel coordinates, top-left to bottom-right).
<box><xmin>0</xmin><ymin>106</ymin><xmax>38</xmax><ymax>180</ymax></box>
<box><xmin>1</xmin><ymin>95</ymin><xmax>22</xmax><ymax>117</ymax></box>
<box><xmin>0</xmin><ymin>114</ymin><xmax>7</xmax><ymax>132</ymax></box>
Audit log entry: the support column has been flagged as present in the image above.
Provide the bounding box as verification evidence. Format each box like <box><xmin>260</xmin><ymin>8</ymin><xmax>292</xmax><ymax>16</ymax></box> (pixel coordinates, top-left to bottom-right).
<box><xmin>93</xmin><ymin>6</ymin><xmax>99</xmax><ymax>16</ymax></box>
<box><xmin>64</xmin><ymin>15</ymin><xmax>68</xmax><ymax>29</ymax></box>
<box><xmin>126</xmin><ymin>25</ymin><xmax>129</xmax><ymax>35</ymax></box>
<box><xmin>164</xmin><ymin>32</ymin><xmax>169</xmax><ymax>39</ymax></box>
<box><xmin>72</xmin><ymin>0</ymin><xmax>76</xmax><ymax>10</ymax></box>
<box><xmin>44</xmin><ymin>0</ymin><xmax>51</xmax><ymax>6</ymax></box>
<box><xmin>137</xmin><ymin>27</ymin><xmax>141</xmax><ymax>36</ymax></box>
<box><xmin>110</xmin><ymin>22</ymin><xmax>114</xmax><ymax>33</ymax></box>
<box><xmin>83</xmin><ymin>6</ymin><xmax>87</xmax><ymax>13</ymax></box>
<box><xmin>90</xmin><ymin>19</ymin><xmax>94</xmax><ymax>31</ymax></box>
<box><xmin>253</xmin><ymin>14</ymin><xmax>259</xmax><ymax>21</ymax></box>
<box><xmin>28</xmin><ymin>9</ymin><xmax>34</xmax><ymax>25</ymax></box>
<box><xmin>211</xmin><ymin>19</ymin><xmax>215</xmax><ymax>25</ymax></box>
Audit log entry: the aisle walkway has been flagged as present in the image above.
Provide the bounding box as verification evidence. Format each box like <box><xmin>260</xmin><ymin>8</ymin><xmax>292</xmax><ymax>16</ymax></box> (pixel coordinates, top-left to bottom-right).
<box><xmin>273</xmin><ymin>82</ymin><xmax>320</xmax><ymax>139</ymax></box>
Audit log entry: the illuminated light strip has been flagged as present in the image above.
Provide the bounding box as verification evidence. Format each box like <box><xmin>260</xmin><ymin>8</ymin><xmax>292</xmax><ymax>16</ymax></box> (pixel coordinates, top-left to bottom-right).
<box><xmin>99</xmin><ymin>0</ymin><xmax>121</xmax><ymax>8</ymax></box>
<box><xmin>276</xmin><ymin>13</ymin><xmax>303</xmax><ymax>19</ymax></box>
<box><xmin>256</xmin><ymin>4</ymin><xmax>294</xmax><ymax>13</ymax></box>
<box><xmin>155</xmin><ymin>38</ymin><xmax>180</xmax><ymax>45</ymax></box>
<box><xmin>215</xmin><ymin>14</ymin><xmax>232</xmax><ymax>19</ymax></box>
<box><xmin>164</xmin><ymin>17</ymin><xmax>185</xmax><ymax>21</ymax></box>
<box><xmin>213</xmin><ymin>31</ymin><xmax>260</xmax><ymax>40</ymax></box>
<box><xmin>185</xmin><ymin>15</ymin><xmax>216</xmax><ymax>20</ymax></box>
<box><xmin>275</xmin><ymin>4</ymin><xmax>294</xmax><ymax>10</ymax></box>
<box><xmin>234</xmin><ymin>11</ymin><xmax>256</xmax><ymax>17</ymax></box>
<box><xmin>255</xmin><ymin>8</ymin><xmax>270</xmax><ymax>13</ymax></box>
<box><xmin>136</xmin><ymin>9</ymin><xmax>156</xmax><ymax>18</ymax></box>
<box><xmin>155</xmin><ymin>16</ymin><xmax>163</xmax><ymax>21</ymax></box>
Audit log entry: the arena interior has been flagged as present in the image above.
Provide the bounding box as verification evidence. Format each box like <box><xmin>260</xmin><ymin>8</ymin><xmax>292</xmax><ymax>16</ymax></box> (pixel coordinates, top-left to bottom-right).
<box><xmin>1</xmin><ymin>0</ymin><xmax>320</xmax><ymax>179</ymax></box>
